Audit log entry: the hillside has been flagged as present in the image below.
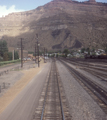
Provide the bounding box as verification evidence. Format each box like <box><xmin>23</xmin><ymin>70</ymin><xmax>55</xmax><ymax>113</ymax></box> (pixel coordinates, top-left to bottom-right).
<box><xmin>0</xmin><ymin>0</ymin><xmax>107</xmax><ymax>51</ymax></box>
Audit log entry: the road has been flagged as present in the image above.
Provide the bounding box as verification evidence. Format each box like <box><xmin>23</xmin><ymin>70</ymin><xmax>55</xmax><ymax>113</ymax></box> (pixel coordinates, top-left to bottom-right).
<box><xmin>0</xmin><ymin>62</ymin><xmax>51</xmax><ymax>120</ymax></box>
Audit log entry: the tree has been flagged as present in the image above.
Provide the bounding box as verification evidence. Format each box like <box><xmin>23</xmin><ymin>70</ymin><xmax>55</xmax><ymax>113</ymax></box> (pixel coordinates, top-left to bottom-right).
<box><xmin>91</xmin><ymin>47</ymin><xmax>95</xmax><ymax>52</ymax></box>
<box><xmin>81</xmin><ymin>48</ymin><xmax>85</xmax><ymax>53</ymax></box>
<box><xmin>14</xmin><ymin>51</ymin><xmax>19</xmax><ymax>60</ymax></box>
<box><xmin>8</xmin><ymin>52</ymin><xmax>12</xmax><ymax>60</ymax></box>
<box><xmin>63</xmin><ymin>49</ymin><xmax>69</xmax><ymax>57</ymax></box>
<box><xmin>86</xmin><ymin>47</ymin><xmax>90</xmax><ymax>55</ymax></box>
<box><xmin>0</xmin><ymin>41</ymin><xmax>3</xmax><ymax>57</ymax></box>
<box><xmin>70</xmin><ymin>50</ymin><xmax>75</xmax><ymax>55</ymax></box>
<box><xmin>3</xmin><ymin>52</ymin><xmax>8</xmax><ymax>61</ymax></box>
<box><xmin>56</xmin><ymin>53</ymin><xmax>58</xmax><ymax>57</ymax></box>
<box><xmin>2</xmin><ymin>40</ymin><xmax>8</xmax><ymax>54</ymax></box>
<box><xmin>103</xmin><ymin>43</ymin><xmax>107</xmax><ymax>54</ymax></box>
<box><xmin>105</xmin><ymin>48</ymin><xmax>107</xmax><ymax>54</ymax></box>
<box><xmin>0</xmin><ymin>40</ymin><xmax>8</xmax><ymax>58</ymax></box>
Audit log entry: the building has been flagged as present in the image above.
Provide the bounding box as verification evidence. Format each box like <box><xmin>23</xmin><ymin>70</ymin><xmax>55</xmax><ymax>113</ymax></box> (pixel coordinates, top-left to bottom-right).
<box><xmin>8</xmin><ymin>47</ymin><xmax>28</xmax><ymax>59</ymax></box>
<box><xmin>18</xmin><ymin>50</ymin><xmax>28</xmax><ymax>59</ymax></box>
<box><xmin>28</xmin><ymin>54</ymin><xmax>33</xmax><ymax>59</ymax></box>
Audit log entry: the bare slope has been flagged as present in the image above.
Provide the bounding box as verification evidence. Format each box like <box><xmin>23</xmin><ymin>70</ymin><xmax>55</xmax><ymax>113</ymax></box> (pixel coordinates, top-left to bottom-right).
<box><xmin>0</xmin><ymin>0</ymin><xmax>107</xmax><ymax>50</ymax></box>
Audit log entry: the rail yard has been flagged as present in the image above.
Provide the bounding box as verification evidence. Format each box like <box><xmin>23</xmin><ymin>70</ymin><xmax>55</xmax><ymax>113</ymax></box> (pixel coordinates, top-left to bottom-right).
<box><xmin>0</xmin><ymin>58</ymin><xmax>107</xmax><ymax>120</ymax></box>
<box><xmin>0</xmin><ymin>0</ymin><xmax>107</xmax><ymax>120</ymax></box>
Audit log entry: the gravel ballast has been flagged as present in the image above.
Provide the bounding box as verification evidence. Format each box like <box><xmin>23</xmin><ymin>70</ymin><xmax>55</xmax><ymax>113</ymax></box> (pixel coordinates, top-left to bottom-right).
<box><xmin>65</xmin><ymin>61</ymin><xmax>107</xmax><ymax>91</ymax></box>
<box><xmin>56</xmin><ymin>60</ymin><xmax>107</xmax><ymax>120</ymax></box>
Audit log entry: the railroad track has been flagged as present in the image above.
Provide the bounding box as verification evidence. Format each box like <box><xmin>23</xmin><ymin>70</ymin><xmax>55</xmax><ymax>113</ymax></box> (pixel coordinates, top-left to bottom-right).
<box><xmin>80</xmin><ymin>67</ymin><xmax>107</xmax><ymax>80</ymax></box>
<box><xmin>66</xmin><ymin>58</ymin><xmax>107</xmax><ymax>71</ymax></box>
<box><xmin>59</xmin><ymin>59</ymin><xmax>107</xmax><ymax>113</ymax></box>
<box><xmin>67</xmin><ymin>58</ymin><xmax>107</xmax><ymax>64</ymax></box>
<box><xmin>32</xmin><ymin>60</ymin><xmax>71</xmax><ymax>120</ymax></box>
<box><xmin>63</xmin><ymin>58</ymin><xmax>107</xmax><ymax>79</ymax></box>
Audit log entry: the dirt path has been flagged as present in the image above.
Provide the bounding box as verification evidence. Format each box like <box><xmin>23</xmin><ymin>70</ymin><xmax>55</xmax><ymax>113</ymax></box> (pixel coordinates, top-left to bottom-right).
<box><xmin>0</xmin><ymin>60</ymin><xmax>45</xmax><ymax>114</ymax></box>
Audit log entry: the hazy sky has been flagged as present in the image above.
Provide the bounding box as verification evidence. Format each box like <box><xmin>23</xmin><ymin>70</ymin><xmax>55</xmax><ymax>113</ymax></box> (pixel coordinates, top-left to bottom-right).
<box><xmin>0</xmin><ymin>0</ymin><xmax>107</xmax><ymax>17</ymax></box>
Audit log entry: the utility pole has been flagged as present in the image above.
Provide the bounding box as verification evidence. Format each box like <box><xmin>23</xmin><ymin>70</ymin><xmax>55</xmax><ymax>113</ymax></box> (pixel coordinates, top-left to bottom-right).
<box><xmin>38</xmin><ymin>41</ymin><xmax>39</xmax><ymax>67</ymax></box>
<box><xmin>46</xmin><ymin>48</ymin><xmax>47</xmax><ymax>57</ymax></box>
<box><xmin>45</xmin><ymin>48</ymin><xmax>47</xmax><ymax>62</ymax></box>
<box><xmin>44</xmin><ymin>47</ymin><xmax>45</xmax><ymax>63</ymax></box>
<box><xmin>36</xmin><ymin>34</ymin><xmax>40</xmax><ymax>67</ymax></box>
<box><xmin>0</xmin><ymin>47</ymin><xmax>1</xmax><ymax>58</ymax></box>
<box><xmin>20</xmin><ymin>38</ymin><xmax>23</xmax><ymax>68</ymax></box>
<box><xmin>35</xmin><ymin>43</ymin><xmax>36</xmax><ymax>63</ymax></box>
<box><xmin>13</xmin><ymin>50</ymin><xmax>14</xmax><ymax>60</ymax></box>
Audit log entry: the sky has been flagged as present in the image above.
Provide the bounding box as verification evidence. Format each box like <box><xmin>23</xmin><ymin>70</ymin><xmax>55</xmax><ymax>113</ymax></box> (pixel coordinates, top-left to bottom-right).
<box><xmin>0</xmin><ymin>0</ymin><xmax>107</xmax><ymax>17</ymax></box>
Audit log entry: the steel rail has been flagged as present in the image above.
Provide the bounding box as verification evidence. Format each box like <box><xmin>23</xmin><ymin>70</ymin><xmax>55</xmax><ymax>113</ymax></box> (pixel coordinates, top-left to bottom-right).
<box><xmin>63</xmin><ymin>58</ymin><xmax>107</xmax><ymax>79</ymax></box>
<box><xmin>60</xmin><ymin>59</ymin><xmax>107</xmax><ymax>106</ymax></box>
<box><xmin>40</xmin><ymin>60</ymin><xmax>65</xmax><ymax>120</ymax></box>
<box><xmin>81</xmin><ymin>67</ymin><xmax>107</xmax><ymax>80</ymax></box>
<box><xmin>67</xmin><ymin>58</ymin><xmax>107</xmax><ymax>64</ymax></box>
<box><xmin>65</xmin><ymin>58</ymin><xmax>107</xmax><ymax>80</ymax></box>
<box><xmin>40</xmin><ymin>62</ymin><xmax>52</xmax><ymax>120</ymax></box>
<box><xmin>55</xmin><ymin>63</ymin><xmax>65</xmax><ymax>120</ymax></box>
<box><xmin>66</xmin><ymin>58</ymin><xmax>107</xmax><ymax>71</ymax></box>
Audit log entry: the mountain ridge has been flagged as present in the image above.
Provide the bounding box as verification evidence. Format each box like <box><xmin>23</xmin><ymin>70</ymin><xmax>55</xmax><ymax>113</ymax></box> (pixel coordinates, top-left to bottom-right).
<box><xmin>0</xmin><ymin>0</ymin><xmax>107</xmax><ymax>51</ymax></box>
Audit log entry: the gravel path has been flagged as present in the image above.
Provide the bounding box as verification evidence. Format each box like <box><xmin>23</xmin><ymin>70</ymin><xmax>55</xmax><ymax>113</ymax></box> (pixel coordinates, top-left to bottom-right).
<box><xmin>56</xmin><ymin>60</ymin><xmax>107</xmax><ymax>120</ymax></box>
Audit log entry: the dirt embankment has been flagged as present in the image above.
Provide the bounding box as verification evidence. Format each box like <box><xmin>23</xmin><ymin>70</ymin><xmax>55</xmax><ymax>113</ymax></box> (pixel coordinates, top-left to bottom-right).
<box><xmin>0</xmin><ymin>60</ymin><xmax>45</xmax><ymax>114</ymax></box>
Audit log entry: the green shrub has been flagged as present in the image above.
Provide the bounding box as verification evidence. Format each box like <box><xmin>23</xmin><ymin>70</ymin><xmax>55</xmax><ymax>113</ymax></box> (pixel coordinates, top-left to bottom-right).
<box><xmin>0</xmin><ymin>59</ymin><xmax>21</xmax><ymax>66</ymax></box>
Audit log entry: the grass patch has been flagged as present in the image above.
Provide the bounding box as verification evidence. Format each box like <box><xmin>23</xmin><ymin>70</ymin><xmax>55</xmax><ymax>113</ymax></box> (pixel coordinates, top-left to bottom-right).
<box><xmin>0</xmin><ymin>60</ymin><xmax>21</xmax><ymax>66</ymax></box>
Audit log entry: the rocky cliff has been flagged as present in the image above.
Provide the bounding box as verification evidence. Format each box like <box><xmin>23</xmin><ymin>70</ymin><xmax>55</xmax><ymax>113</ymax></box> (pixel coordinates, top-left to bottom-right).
<box><xmin>0</xmin><ymin>0</ymin><xmax>107</xmax><ymax>51</ymax></box>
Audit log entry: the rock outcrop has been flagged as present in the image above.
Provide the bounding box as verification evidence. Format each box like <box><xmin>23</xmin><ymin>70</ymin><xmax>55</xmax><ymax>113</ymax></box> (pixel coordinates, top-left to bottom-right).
<box><xmin>0</xmin><ymin>0</ymin><xmax>107</xmax><ymax>51</ymax></box>
<box><xmin>89</xmin><ymin>0</ymin><xmax>96</xmax><ymax>3</ymax></box>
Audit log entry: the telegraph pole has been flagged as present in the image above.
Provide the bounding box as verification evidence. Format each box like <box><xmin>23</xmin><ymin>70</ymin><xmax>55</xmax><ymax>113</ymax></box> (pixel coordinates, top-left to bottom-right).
<box><xmin>45</xmin><ymin>48</ymin><xmax>47</xmax><ymax>62</ymax></box>
<box><xmin>0</xmin><ymin>47</ymin><xmax>2</xmax><ymax>58</ymax></box>
<box><xmin>38</xmin><ymin>41</ymin><xmax>39</xmax><ymax>67</ymax></box>
<box><xmin>44</xmin><ymin>47</ymin><xmax>45</xmax><ymax>63</ymax></box>
<box><xmin>36</xmin><ymin>34</ymin><xmax>40</xmax><ymax>67</ymax></box>
<box><xmin>46</xmin><ymin>48</ymin><xmax>47</xmax><ymax>57</ymax></box>
<box><xmin>13</xmin><ymin>50</ymin><xmax>14</xmax><ymax>60</ymax></box>
<box><xmin>21</xmin><ymin>38</ymin><xmax>23</xmax><ymax>68</ymax></box>
<box><xmin>35</xmin><ymin>43</ymin><xmax>36</xmax><ymax>63</ymax></box>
